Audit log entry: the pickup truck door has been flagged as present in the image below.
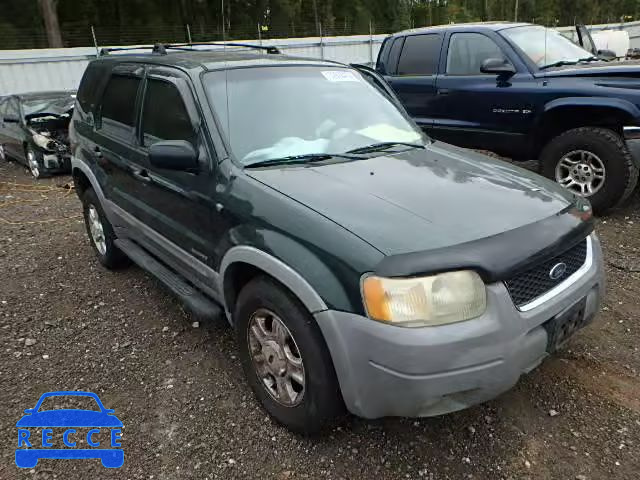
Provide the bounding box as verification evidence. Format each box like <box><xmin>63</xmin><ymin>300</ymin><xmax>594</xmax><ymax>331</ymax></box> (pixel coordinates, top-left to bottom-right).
<box><xmin>381</xmin><ymin>33</ymin><xmax>443</xmax><ymax>129</ymax></box>
<box><xmin>431</xmin><ymin>30</ymin><xmax>536</xmax><ymax>159</ymax></box>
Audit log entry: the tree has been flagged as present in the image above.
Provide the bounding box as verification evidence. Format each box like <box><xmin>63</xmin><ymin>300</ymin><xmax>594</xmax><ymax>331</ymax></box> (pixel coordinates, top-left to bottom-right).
<box><xmin>38</xmin><ymin>0</ymin><xmax>63</xmax><ymax>47</ymax></box>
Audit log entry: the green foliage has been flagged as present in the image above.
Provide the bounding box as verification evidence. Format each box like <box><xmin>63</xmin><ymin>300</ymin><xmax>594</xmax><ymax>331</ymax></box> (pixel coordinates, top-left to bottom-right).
<box><xmin>3</xmin><ymin>0</ymin><xmax>640</xmax><ymax>48</ymax></box>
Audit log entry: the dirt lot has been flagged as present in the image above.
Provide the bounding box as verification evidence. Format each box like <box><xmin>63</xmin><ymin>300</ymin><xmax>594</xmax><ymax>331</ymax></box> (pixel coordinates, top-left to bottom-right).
<box><xmin>1</xmin><ymin>159</ymin><xmax>639</xmax><ymax>480</ymax></box>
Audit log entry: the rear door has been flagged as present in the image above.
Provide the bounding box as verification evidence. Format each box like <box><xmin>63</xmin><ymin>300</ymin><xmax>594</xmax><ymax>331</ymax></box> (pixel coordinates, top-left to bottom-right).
<box><xmin>132</xmin><ymin>67</ymin><xmax>216</xmax><ymax>269</ymax></box>
<box><xmin>93</xmin><ymin>64</ymin><xmax>147</xmax><ymax>220</ymax></box>
<box><xmin>431</xmin><ymin>30</ymin><xmax>534</xmax><ymax>157</ymax></box>
<box><xmin>383</xmin><ymin>33</ymin><xmax>443</xmax><ymax>129</ymax></box>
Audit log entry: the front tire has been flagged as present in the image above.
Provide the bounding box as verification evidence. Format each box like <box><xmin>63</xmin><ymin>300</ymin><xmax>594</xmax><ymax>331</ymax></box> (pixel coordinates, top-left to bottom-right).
<box><xmin>235</xmin><ymin>276</ymin><xmax>343</xmax><ymax>434</ymax></box>
<box><xmin>81</xmin><ymin>188</ymin><xmax>130</xmax><ymax>269</ymax></box>
<box><xmin>540</xmin><ymin>127</ymin><xmax>639</xmax><ymax>214</ymax></box>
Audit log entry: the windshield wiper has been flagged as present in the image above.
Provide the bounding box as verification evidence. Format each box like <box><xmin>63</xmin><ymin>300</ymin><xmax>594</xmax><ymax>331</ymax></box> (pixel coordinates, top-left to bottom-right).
<box><xmin>345</xmin><ymin>141</ymin><xmax>425</xmax><ymax>155</ymax></box>
<box><xmin>540</xmin><ymin>56</ymin><xmax>600</xmax><ymax>70</ymax></box>
<box><xmin>244</xmin><ymin>152</ymin><xmax>361</xmax><ymax>168</ymax></box>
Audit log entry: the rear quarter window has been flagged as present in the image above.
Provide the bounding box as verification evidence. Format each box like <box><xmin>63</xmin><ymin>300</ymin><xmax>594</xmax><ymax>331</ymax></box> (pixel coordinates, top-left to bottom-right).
<box><xmin>76</xmin><ymin>62</ymin><xmax>110</xmax><ymax>114</ymax></box>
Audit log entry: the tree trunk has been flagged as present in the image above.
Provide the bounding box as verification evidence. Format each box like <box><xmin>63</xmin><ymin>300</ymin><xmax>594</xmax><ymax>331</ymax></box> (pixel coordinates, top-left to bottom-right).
<box><xmin>38</xmin><ymin>0</ymin><xmax>63</xmax><ymax>48</ymax></box>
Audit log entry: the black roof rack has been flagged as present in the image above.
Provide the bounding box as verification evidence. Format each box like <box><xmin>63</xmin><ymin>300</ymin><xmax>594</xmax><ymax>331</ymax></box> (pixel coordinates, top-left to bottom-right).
<box><xmin>99</xmin><ymin>42</ymin><xmax>280</xmax><ymax>56</ymax></box>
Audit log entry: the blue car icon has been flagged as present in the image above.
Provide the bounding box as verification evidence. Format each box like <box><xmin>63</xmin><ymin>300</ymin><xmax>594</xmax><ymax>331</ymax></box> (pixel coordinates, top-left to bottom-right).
<box><xmin>15</xmin><ymin>391</ymin><xmax>123</xmax><ymax>468</ymax></box>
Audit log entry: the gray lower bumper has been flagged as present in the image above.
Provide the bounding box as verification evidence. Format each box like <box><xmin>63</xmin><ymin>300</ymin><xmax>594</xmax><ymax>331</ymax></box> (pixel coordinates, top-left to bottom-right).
<box><xmin>315</xmin><ymin>235</ymin><xmax>605</xmax><ymax>419</ymax></box>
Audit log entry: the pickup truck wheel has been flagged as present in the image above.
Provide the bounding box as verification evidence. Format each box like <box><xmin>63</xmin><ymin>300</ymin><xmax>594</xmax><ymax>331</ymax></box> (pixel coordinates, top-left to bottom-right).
<box><xmin>235</xmin><ymin>276</ymin><xmax>343</xmax><ymax>434</ymax></box>
<box><xmin>81</xmin><ymin>188</ymin><xmax>130</xmax><ymax>269</ymax></box>
<box><xmin>540</xmin><ymin>127</ymin><xmax>639</xmax><ymax>214</ymax></box>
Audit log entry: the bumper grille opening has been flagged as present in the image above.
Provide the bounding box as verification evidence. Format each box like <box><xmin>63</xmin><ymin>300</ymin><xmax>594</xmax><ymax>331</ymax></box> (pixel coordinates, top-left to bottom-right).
<box><xmin>504</xmin><ymin>239</ymin><xmax>588</xmax><ymax>308</ymax></box>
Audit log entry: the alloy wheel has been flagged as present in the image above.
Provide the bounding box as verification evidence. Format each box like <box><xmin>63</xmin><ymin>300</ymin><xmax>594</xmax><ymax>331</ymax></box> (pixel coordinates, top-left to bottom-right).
<box><xmin>247</xmin><ymin>308</ymin><xmax>305</xmax><ymax>407</ymax></box>
<box><xmin>26</xmin><ymin>150</ymin><xmax>40</xmax><ymax>178</ymax></box>
<box><xmin>87</xmin><ymin>204</ymin><xmax>107</xmax><ymax>255</ymax></box>
<box><xmin>555</xmin><ymin>150</ymin><xmax>606</xmax><ymax>197</ymax></box>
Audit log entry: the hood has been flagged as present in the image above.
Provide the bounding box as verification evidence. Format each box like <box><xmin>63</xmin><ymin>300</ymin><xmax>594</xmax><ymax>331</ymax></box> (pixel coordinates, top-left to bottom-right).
<box><xmin>535</xmin><ymin>60</ymin><xmax>640</xmax><ymax>78</ymax></box>
<box><xmin>16</xmin><ymin>410</ymin><xmax>123</xmax><ymax>428</ymax></box>
<box><xmin>245</xmin><ymin>143</ymin><xmax>575</xmax><ymax>255</ymax></box>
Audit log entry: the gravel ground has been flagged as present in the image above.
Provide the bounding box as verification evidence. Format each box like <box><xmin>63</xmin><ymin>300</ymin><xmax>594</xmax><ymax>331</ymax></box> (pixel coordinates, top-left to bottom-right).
<box><xmin>1</xmin><ymin>159</ymin><xmax>639</xmax><ymax>480</ymax></box>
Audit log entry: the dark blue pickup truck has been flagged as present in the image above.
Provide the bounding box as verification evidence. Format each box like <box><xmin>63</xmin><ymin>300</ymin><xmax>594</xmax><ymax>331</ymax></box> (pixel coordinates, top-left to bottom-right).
<box><xmin>376</xmin><ymin>22</ymin><xmax>640</xmax><ymax>213</ymax></box>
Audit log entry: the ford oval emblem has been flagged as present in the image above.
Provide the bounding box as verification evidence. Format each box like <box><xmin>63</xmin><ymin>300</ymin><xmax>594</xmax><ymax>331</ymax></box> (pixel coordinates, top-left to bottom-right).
<box><xmin>549</xmin><ymin>262</ymin><xmax>567</xmax><ymax>280</ymax></box>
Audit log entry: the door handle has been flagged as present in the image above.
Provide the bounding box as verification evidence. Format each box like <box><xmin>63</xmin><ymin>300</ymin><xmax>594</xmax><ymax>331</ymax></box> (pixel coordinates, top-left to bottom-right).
<box><xmin>437</xmin><ymin>88</ymin><xmax>450</xmax><ymax>95</ymax></box>
<box><xmin>133</xmin><ymin>168</ymin><xmax>152</xmax><ymax>183</ymax></box>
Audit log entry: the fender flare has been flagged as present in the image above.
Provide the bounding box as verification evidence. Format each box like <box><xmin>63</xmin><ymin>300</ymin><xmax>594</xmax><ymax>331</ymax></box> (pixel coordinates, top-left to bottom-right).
<box><xmin>219</xmin><ymin>245</ymin><xmax>329</xmax><ymax>317</ymax></box>
<box><xmin>541</xmin><ymin>96</ymin><xmax>640</xmax><ymax>121</ymax></box>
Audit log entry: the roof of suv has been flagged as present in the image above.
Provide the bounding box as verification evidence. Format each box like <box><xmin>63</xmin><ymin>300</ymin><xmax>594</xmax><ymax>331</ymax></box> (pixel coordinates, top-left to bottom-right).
<box><xmin>394</xmin><ymin>22</ymin><xmax>533</xmax><ymax>36</ymax></box>
<box><xmin>95</xmin><ymin>49</ymin><xmax>344</xmax><ymax>72</ymax></box>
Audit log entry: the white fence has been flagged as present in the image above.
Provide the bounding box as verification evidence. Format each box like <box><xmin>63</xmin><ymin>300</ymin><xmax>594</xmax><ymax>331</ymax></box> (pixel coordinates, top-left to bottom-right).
<box><xmin>3</xmin><ymin>20</ymin><xmax>640</xmax><ymax>96</ymax></box>
<box><xmin>0</xmin><ymin>35</ymin><xmax>386</xmax><ymax>96</ymax></box>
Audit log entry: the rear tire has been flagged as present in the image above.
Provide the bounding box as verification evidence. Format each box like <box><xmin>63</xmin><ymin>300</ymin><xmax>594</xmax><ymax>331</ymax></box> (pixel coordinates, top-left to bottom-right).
<box><xmin>540</xmin><ymin>127</ymin><xmax>639</xmax><ymax>214</ymax></box>
<box><xmin>81</xmin><ymin>188</ymin><xmax>130</xmax><ymax>269</ymax></box>
<box><xmin>235</xmin><ymin>275</ymin><xmax>343</xmax><ymax>434</ymax></box>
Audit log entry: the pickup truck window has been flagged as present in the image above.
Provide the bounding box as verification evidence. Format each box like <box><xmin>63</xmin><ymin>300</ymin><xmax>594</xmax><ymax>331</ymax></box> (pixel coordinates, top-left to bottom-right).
<box><xmin>387</xmin><ymin>37</ymin><xmax>404</xmax><ymax>74</ymax></box>
<box><xmin>141</xmin><ymin>79</ymin><xmax>195</xmax><ymax>147</ymax></box>
<box><xmin>397</xmin><ymin>34</ymin><xmax>440</xmax><ymax>75</ymax></box>
<box><xmin>446</xmin><ymin>33</ymin><xmax>504</xmax><ymax>75</ymax></box>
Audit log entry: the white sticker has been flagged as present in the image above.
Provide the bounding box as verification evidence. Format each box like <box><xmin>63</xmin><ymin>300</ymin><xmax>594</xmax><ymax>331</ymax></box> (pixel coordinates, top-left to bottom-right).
<box><xmin>321</xmin><ymin>70</ymin><xmax>360</xmax><ymax>82</ymax></box>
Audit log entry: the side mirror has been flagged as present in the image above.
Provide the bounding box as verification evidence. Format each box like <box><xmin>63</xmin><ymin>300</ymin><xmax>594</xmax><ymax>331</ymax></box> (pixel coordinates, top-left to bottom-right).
<box><xmin>597</xmin><ymin>49</ymin><xmax>616</xmax><ymax>61</ymax></box>
<box><xmin>480</xmin><ymin>58</ymin><xmax>516</xmax><ymax>76</ymax></box>
<box><xmin>3</xmin><ymin>115</ymin><xmax>20</xmax><ymax>123</ymax></box>
<box><xmin>149</xmin><ymin>140</ymin><xmax>198</xmax><ymax>172</ymax></box>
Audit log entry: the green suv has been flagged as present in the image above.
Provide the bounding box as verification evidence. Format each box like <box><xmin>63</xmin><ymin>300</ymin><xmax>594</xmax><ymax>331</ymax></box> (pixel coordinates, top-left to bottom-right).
<box><xmin>70</xmin><ymin>44</ymin><xmax>604</xmax><ymax>433</ymax></box>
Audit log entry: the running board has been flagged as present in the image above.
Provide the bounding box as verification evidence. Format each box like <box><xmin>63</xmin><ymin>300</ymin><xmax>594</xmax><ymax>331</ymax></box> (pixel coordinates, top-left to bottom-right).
<box><xmin>115</xmin><ymin>238</ymin><xmax>222</xmax><ymax>321</ymax></box>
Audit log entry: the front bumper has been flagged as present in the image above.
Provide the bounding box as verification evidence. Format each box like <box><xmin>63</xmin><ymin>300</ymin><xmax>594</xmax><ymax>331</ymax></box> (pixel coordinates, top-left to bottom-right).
<box><xmin>315</xmin><ymin>234</ymin><xmax>604</xmax><ymax>419</ymax></box>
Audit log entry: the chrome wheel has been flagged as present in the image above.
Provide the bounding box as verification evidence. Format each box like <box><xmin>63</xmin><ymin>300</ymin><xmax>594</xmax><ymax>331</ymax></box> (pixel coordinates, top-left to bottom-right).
<box><xmin>555</xmin><ymin>150</ymin><xmax>605</xmax><ymax>197</ymax></box>
<box><xmin>87</xmin><ymin>205</ymin><xmax>107</xmax><ymax>255</ymax></box>
<box><xmin>247</xmin><ymin>308</ymin><xmax>305</xmax><ymax>407</ymax></box>
<box><xmin>26</xmin><ymin>150</ymin><xmax>40</xmax><ymax>178</ymax></box>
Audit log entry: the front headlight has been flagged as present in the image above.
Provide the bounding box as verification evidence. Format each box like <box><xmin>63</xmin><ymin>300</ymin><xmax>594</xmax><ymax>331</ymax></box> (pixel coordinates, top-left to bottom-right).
<box><xmin>362</xmin><ymin>271</ymin><xmax>486</xmax><ymax>327</ymax></box>
<box><xmin>32</xmin><ymin>133</ymin><xmax>51</xmax><ymax>149</ymax></box>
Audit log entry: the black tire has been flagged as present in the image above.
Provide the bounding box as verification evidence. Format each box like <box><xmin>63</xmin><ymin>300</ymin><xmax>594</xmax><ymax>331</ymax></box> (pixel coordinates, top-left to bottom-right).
<box><xmin>540</xmin><ymin>127</ymin><xmax>639</xmax><ymax>214</ymax></box>
<box><xmin>235</xmin><ymin>276</ymin><xmax>343</xmax><ymax>434</ymax></box>
<box><xmin>81</xmin><ymin>188</ymin><xmax>130</xmax><ymax>269</ymax></box>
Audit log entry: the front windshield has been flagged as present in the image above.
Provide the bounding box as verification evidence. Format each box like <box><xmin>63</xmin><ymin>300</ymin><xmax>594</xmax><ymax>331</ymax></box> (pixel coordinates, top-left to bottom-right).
<box><xmin>22</xmin><ymin>94</ymin><xmax>75</xmax><ymax>118</ymax></box>
<box><xmin>203</xmin><ymin>66</ymin><xmax>424</xmax><ymax>165</ymax></box>
<box><xmin>501</xmin><ymin>25</ymin><xmax>594</xmax><ymax>68</ymax></box>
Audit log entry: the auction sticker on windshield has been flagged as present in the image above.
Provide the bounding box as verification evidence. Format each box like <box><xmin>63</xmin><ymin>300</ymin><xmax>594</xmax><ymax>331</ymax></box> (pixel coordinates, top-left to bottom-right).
<box><xmin>15</xmin><ymin>391</ymin><xmax>124</xmax><ymax>469</ymax></box>
<box><xmin>321</xmin><ymin>70</ymin><xmax>360</xmax><ymax>82</ymax></box>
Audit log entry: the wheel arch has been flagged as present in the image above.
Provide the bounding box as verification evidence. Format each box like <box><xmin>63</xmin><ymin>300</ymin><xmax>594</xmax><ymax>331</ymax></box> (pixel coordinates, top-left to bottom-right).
<box><xmin>532</xmin><ymin>98</ymin><xmax>639</xmax><ymax>157</ymax></box>
<box><xmin>219</xmin><ymin>246</ymin><xmax>330</xmax><ymax>324</ymax></box>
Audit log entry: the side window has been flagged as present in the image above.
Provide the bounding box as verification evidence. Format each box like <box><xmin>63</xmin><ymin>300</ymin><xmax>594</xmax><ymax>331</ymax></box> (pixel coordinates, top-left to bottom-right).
<box><xmin>446</xmin><ymin>33</ymin><xmax>505</xmax><ymax>75</ymax></box>
<box><xmin>99</xmin><ymin>74</ymin><xmax>141</xmax><ymax>137</ymax></box>
<box><xmin>396</xmin><ymin>34</ymin><xmax>441</xmax><ymax>75</ymax></box>
<box><xmin>387</xmin><ymin>37</ymin><xmax>404</xmax><ymax>74</ymax></box>
<box><xmin>141</xmin><ymin>79</ymin><xmax>195</xmax><ymax>147</ymax></box>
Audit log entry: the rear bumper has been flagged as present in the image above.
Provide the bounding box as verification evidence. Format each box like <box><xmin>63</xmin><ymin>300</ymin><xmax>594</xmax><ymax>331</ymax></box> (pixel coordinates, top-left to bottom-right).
<box><xmin>315</xmin><ymin>234</ymin><xmax>604</xmax><ymax>419</ymax></box>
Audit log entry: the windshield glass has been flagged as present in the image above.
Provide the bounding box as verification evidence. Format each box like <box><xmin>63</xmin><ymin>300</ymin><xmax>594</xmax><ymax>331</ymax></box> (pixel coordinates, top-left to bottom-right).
<box><xmin>203</xmin><ymin>66</ymin><xmax>423</xmax><ymax>165</ymax></box>
<box><xmin>22</xmin><ymin>94</ymin><xmax>75</xmax><ymax>118</ymax></box>
<box><xmin>501</xmin><ymin>25</ymin><xmax>593</xmax><ymax>68</ymax></box>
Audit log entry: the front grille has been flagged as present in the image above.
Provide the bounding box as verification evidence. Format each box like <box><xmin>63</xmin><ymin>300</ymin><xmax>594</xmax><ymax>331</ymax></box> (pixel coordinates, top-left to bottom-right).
<box><xmin>504</xmin><ymin>239</ymin><xmax>588</xmax><ymax>308</ymax></box>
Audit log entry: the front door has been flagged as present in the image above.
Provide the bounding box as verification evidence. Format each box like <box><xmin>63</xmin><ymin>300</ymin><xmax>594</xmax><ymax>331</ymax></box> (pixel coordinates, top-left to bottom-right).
<box><xmin>2</xmin><ymin>97</ymin><xmax>26</xmax><ymax>161</ymax></box>
<box><xmin>432</xmin><ymin>31</ymin><xmax>535</xmax><ymax>158</ymax></box>
<box><xmin>133</xmin><ymin>68</ymin><xmax>216</xmax><ymax>271</ymax></box>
